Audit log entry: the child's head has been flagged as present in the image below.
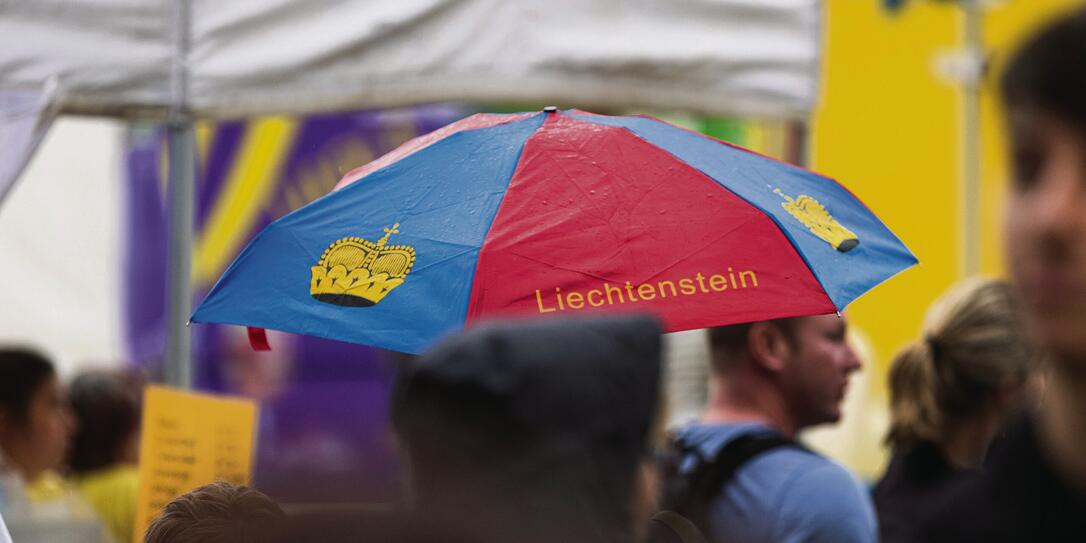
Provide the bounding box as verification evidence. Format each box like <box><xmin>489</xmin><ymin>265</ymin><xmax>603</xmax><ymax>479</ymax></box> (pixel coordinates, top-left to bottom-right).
<box><xmin>67</xmin><ymin>371</ymin><xmax>142</xmax><ymax>474</ymax></box>
<box><xmin>144</xmin><ymin>482</ymin><xmax>284</xmax><ymax>543</ymax></box>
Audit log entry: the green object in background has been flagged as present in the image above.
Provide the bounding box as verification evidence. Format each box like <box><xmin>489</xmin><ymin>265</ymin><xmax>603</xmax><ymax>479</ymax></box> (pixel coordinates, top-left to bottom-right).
<box><xmin>643</xmin><ymin>113</ymin><xmax>747</xmax><ymax>146</ymax></box>
<box><xmin>700</xmin><ymin>117</ymin><xmax>746</xmax><ymax>146</ymax></box>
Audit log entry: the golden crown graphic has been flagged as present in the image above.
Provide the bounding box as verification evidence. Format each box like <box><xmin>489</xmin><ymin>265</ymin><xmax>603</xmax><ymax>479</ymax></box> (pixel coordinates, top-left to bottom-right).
<box><xmin>310</xmin><ymin>224</ymin><xmax>416</xmax><ymax>307</ymax></box>
<box><xmin>774</xmin><ymin>189</ymin><xmax>860</xmax><ymax>253</ymax></box>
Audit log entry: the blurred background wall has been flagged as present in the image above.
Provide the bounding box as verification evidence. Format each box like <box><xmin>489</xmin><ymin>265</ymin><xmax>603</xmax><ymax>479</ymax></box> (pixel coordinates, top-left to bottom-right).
<box><xmin>0</xmin><ymin>118</ymin><xmax>125</xmax><ymax>376</ymax></box>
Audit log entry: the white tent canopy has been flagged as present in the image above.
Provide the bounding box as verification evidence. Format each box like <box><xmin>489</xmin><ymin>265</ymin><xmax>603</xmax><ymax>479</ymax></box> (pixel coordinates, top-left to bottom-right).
<box><xmin>1</xmin><ymin>0</ymin><xmax>820</xmax><ymax>119</ymax></box>
<box><xmin>0</xmin><ymin>0</ymin><xmax>822</xmax><ymax>382</ymax></box>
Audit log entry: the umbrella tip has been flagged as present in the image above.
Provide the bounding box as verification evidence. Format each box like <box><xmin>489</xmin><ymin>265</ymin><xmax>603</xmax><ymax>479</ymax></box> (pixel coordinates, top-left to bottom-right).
<box><xmin>543</xmin><ymin>106</ymin><xmax>558</xmax><ymax>113</ymax></box>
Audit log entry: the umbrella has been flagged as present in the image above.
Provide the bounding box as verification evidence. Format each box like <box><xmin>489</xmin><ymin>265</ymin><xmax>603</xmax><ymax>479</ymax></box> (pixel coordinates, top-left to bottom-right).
<box><xmin>191</xmin><ymin>108</ymin><xmax>916</xmax><ymax>354</ymax></box>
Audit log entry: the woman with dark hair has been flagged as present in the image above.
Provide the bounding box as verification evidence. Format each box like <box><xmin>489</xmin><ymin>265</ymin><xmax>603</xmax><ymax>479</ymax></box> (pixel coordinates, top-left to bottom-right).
<box><xmin>0</xmin><ymin>348</ymin><xmax>75</xmax><ymax>516</ymax></box>
<box><xmin>67</xmin><ymin>371</ymin><xmax>142</xmax><ymax>543</ymax></box>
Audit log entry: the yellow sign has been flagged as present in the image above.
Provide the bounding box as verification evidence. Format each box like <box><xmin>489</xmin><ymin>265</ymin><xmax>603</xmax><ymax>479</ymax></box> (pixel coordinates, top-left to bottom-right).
<box><xmin>310</xmin><ymin>223</ymin><xmax>417</xmax><ymax>306</ymax></box>
<box><xmin>132</xmin><ymin>386</ymin><xmax>258</xmax><ymax>543</ymax></box>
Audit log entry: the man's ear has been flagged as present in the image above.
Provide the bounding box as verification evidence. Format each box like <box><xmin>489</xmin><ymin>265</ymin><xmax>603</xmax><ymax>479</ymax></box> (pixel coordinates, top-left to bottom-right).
<box><xmin>748</xmin><ymin>322</ymin><xmax>791</xmax><ymax>374</ymax></box>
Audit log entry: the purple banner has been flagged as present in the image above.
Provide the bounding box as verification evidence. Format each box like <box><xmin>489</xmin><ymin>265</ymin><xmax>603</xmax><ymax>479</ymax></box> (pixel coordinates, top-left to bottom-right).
<box><xmin>124</xmin><ymin>104</ymin><xmax>471</xmax><ymax>503</ymax></box>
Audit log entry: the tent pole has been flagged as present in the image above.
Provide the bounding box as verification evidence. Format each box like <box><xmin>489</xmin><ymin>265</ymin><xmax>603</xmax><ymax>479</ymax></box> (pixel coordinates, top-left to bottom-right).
<box><xmin>164</xmin><ymin>121</ymin><xmax>195</xmax><ymax>389</ymax></box>
<box><xmin>164</xmin><ymin>0</ymin><xmax>193</xmax><ymax>388</ymax></box>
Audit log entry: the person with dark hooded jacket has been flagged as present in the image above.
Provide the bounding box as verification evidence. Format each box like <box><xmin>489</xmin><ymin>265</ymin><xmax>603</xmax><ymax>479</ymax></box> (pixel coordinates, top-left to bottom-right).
<box><xmin>391</xmin><ymin>315</ymin><xmax>665</xmax><ymax>543</ymax></box>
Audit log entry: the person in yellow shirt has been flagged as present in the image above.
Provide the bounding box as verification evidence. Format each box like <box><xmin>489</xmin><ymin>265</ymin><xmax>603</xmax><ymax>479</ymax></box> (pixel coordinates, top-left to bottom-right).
<box><xmin>66</xmin><ymin>371</ymin><xmax>141</xmax><ymax>543</ymax></box>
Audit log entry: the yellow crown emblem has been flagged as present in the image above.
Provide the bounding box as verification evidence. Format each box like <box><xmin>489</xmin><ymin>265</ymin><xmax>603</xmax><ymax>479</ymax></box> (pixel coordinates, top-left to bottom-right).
<box><xmin>774</xmin><ymin>188</ymin><xmax>860</xmax><ymax>253</ymax></box>
<box><xmin>310</xmin><ymin>224</ymin><xmax>416</xmax><ymax>307</ymax></box>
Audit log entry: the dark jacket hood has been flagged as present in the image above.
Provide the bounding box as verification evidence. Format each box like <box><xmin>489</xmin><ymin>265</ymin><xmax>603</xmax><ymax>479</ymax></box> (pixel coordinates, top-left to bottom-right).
<box><xmin>394</xmin><ymin>315</ymin><xmax>663</xmax><ymax>543</ymax></box>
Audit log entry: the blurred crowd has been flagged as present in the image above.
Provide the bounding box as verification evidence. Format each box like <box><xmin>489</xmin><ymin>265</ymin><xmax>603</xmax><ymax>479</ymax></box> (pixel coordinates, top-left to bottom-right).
<box><xmin>0</xmin><ymin>356</ymin><xmax>141</xmax><ymax>542</ymax></box>
<box><xmin>4</xmin><ymin>9</ymin><xmax>1086</xmax><ymax>543</ymax></box>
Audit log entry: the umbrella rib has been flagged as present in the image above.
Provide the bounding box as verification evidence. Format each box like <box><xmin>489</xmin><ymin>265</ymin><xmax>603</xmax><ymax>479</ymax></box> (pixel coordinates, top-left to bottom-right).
<box><xmin>547</xmin><ymin>156</ymin><xmax>627</xmax><ymax>247</ymax></box>
<box><xmin>606</xmin><ymin>122</ymin><xmax>840</xmax><ymax>308</ymax></box>
<box><xmin>399</xmin><ymin>190</ymin><xmax>503</xmax><ymax>221</ymax></box>
<box><xmin>284</xmin><ymin>221</ymin><xmax>479</xmax><ymax>273</ymax></box>
<box><xmin>395</xmin><ymin>133</ymin><xmax>493</xmax><ymax>211</ymax></box>
<box><xmin>410</xmin><ymin>246</ymin><xmax>480</xmax><ymax>274</ymax></box>
<box><xmin>613</xmin><ymin>130</ymin><xmax>675</xmax><ymax>212</ymax></box>
<box><xmin>500</xmin><ymin>212</ymin><xmax>757</xmax><ymax>286</ymax></box>
<box><xmin>285</xmin><ymin>228</ymin><xmax>322</xmax><ymax>263</ymax></box>
<box><xmin>646</xmin><ymin>215</ymin><xmax>762</xmax><ymax>281</ymax></box>
<box><xmin>502</xmin><ymin>250</ymin><xmax>615</xmax><ymax>283</ymax></box>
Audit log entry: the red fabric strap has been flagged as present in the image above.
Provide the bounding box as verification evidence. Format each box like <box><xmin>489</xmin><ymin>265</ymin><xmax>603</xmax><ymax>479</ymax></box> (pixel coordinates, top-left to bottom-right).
<box><xmin>247</xmin><ymin>327</ymin><xmax>271</xmax><ymax>351</ymax></box>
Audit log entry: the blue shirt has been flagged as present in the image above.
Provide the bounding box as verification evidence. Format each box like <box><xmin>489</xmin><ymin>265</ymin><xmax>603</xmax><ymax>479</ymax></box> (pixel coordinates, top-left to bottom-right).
<box><xmin>675</xmin><ymin>422</ymin><xmax>877</xmax><ymax>543</ymax></box>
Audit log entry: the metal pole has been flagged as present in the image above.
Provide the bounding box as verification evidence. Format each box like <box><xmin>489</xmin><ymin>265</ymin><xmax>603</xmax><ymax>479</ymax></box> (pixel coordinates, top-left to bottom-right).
<box><xmin>165</xmin><ymin>122</ymin><xmax>195</xmax><ymax>389</ymax></box>
<box><xmin>164</xmin><ymin>0</ymin><xmax>193</xmax><ymax>388</ymax></box>
<box><xmin>961</xmin><ymin>0</ymin><xmax>983</xmax><ymax>277</ymax></box>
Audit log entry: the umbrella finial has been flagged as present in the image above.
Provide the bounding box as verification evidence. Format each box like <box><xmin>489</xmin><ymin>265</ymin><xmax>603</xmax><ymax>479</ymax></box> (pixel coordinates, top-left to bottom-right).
<box><xmin>543</xmin><ymin>106</ymin><xmax>558</xmax><ymax>113</ymax></box>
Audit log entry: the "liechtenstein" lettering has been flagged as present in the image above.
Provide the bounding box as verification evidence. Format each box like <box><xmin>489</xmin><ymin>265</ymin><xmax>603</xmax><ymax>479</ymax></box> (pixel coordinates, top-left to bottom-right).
<box><xmin>534</xmin><ymin>268</ymin><xmax>759</xmax><ymax>313</ymax></box>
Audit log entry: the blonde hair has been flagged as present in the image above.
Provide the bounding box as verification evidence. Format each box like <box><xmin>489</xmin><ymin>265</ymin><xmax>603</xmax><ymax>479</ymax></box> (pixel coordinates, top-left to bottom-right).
<box><xmin>885</xmin><ymin>278</ymin><xmax>1034</xmax><ymax>450</ymax></box>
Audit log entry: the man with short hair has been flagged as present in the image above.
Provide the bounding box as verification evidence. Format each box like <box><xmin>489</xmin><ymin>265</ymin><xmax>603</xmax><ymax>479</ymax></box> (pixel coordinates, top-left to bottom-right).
<box><xmin>668</xmin><ymin>314</ymin><xmax>876</xmax><ymax>543</ymax></box>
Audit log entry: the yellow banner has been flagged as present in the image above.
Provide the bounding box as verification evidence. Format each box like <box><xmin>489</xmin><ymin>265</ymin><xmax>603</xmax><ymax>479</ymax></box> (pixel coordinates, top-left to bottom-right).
<box><xmin>132</xmin><ymin>386</ymin><xmax>258</xmax><ymax>543</ymax></box>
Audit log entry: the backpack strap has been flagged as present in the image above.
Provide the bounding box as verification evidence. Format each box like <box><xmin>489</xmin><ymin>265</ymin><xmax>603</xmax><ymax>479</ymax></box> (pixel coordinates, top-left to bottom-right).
<box><xmin>650</xmin><ymin>431</ymin><xmax>803</xmax><ymax>543</ymax></box>
<box><xmin>687</xmin><ymin>433</ymin><xmax>802</xmax><ymax>505</ymax></box>
<box><xmin>648</xmin><ymin>510</ymin><xmax>710</xmax><ymax>543</ymax></box>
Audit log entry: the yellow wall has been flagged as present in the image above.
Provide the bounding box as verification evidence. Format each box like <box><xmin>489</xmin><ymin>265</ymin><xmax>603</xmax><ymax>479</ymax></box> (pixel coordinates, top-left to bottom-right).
<box><xmin>813</xmin><ymin>0</ymin><xmax>960</xmax><ymax>398</ymax></box>
<box><xmin>811</xmin><ymin>0</ymin><xmax>1083</xmax><ymax>477</ymax></box>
